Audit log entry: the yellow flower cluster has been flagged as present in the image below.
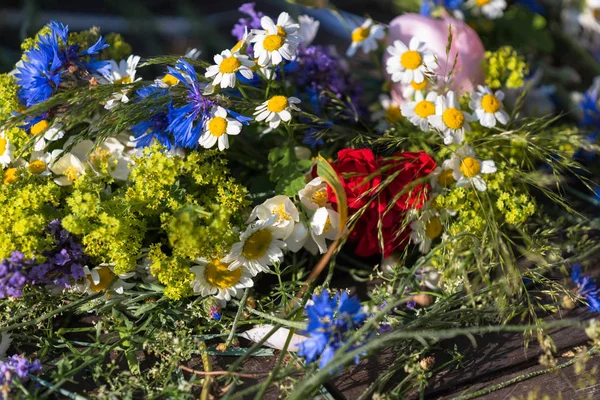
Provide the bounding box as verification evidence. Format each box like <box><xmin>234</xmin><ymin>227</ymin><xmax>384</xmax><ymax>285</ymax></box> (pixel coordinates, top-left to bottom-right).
<box><xmin>148</xmin><ymin>245</ymin><xmax>194</xmax><ymax>300</ymax></box>
<box><xmin>0</xmin><ymin>173</ymin><xmax>61</xmax><ymax>260</ymax></box>
<box><xmin>0</xmin><ymin>74</ymin><xmax>21</xmax><ymax>123</ymax></box>
<box><xmin>483</xmin><ymin>46</ymin><xmax>528</xmax><ymax>89</ymax></box>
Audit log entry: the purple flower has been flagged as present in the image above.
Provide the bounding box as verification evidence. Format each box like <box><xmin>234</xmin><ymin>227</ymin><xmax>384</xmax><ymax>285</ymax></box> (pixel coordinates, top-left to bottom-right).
<box><xmin>0</xmin><ymin>252</ymin><xmax>34</xmax><ymax>299</ymax></box>
<box><xmin>232</xmin><ymin>3</ymin><xmax>264</xmax><ymax>41</ymax></box>
<box><xmin>28</xmin><ymin>220</ymin><xmax>89</xmax><ymax>288</ymax></box>
<box><xmin>0</xmin><ymin>355</ymin><xmax>42</xmax><ymax>388</ymax></box>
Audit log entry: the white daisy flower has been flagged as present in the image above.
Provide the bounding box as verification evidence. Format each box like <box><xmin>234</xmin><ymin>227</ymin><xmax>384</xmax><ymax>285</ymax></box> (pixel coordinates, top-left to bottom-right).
<box><xmin>298</xmin><ymin>15</ymin><xmax>320</xmax><ymax>47</ymax></box>
<box><xmin>308</xmin><ymin>207</ymin><xmax>341</xmax><ymax>254</ymax></box>
<box><xmin>26</xmin><ymin>151</ymin><xmax>52</xmax><ymax>176</ymax></box>
<box><xmin>466</xmin><ymin>0</ymin><xmax>507</xmax><ymax>19</ymax></box>
<box><xmin>190</xmin><ymin>259</ymin><xmax>254</xmax><ymax>307</ymax></box>
<box><xmin>402</xmin><ymin>79</ymin><xmax>430</xmax><ymax>100</ymax></box>
<box><xmin>251</xmin><ymin>12</ymin><xmax>300</xmax><ymax>66</ymax></box>
<box><xmin>401</xmin><ymin>91</ymin><xmax>438</xmax><ymax>132</ymax></box>
<box><xmin>247</xmin><ymin>195</ymin><xmax>300</xmax><ymax>240</ymax></box>
<box><xmin>346</xmin><ymin>18</ymin><xmax>385</xmax><ymax>57</ymax></box>
<box><xmin>80</xmin><ymin>265</ymin><xmax>135</xmax><ymax>295</ymax></box>
<box><xmin>223</xmin><ymin>217</ymin><xmax>287</xmax><ymax>276</ymax></box>
<box><xmin>469</xmin><ymin>85</ymin><xmax>509</xmax><ymax>128</ymax></box>
<box><xmin>33</xmin><ymin>122</ymin><xmax>65</xmax><ymax>151</ymax></box>
<box><xmin>0</xmin><ymin>132</ymin><xmax>14</xmax><ymax>168</ymax></box>
<box><xmin>428</xmin><ymin>91</ymin><xmax>472</xmax><ymax>145</ymax></box>
<box><xmin>231</xmin><ymin>27</ymin><xmax>254</xmax><ymax>54</ymax></box>
<box><xmin>205</xmin><ymin>49</ymin><xmax>254</xmax><ymax>89</ymax></box>
<box><xmin>372</xmin><ymin>94</ymin><xmax>403</xmax><ymax>132</ymax></box>
<box><xmin>254</xmin><ymin>95</ymin><xmax>301</xmax><ymax>129</ymax></box>
<box><xmin>410</xmin><ymin>209</ymin><xmax>444</xmax><ymax>254</ymax></box>
<box><xmin>99</xmin><ymin>55</ymin><xmax>142</xmax><ymax>109</ymax></box>
<box><xmin>430</xmin><ymin>163</ymin><xmax>457</xmax><ymax>192</ymax></box>
<box><xmin>447</xmin><ymin>144</ymin><xmax>496</xmax><ymax>192</ymax></box>
<box><xmin>298</xmin><ymin>177</ymin><xmax>330</xmax><ymax>212</ymax></box>
<box><xmin>386</xmin><ymin>37</ymin><xmax>436</xmax><ymax>84</ymax></box>
<box><xmin>199</xmin><ymin>106</ymin><xmax>243</xmax><ymax>151</ymax></box>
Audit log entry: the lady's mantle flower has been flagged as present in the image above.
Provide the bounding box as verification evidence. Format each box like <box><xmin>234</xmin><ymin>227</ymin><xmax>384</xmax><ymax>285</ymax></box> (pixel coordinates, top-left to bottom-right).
<box><xmin>446</xmin><ymin>144</ymin><xmax>496</xmax><ymax>191</ymax></box>
<box><xmin>254</xmin><ymin>95</ymin><xmax>301</xmax><ymax>129</ymax></box>
<box><xmin>469</xmin><ymin>85</ymin><xmax>509</xmax><ymax>128</ymax></box>
<box><xmin>571</xmin><ymin>264</ymin><xmax>600</xmax><ymax>312</ymax></box>
<box><xmin>250</xmin><ymin>12</ymin><xmax>300</xmax><ymax>66</ymax></box>
<box><xmin>346</xmin><ymin>19</ymin><xmax>385</xmax><ymax>57</ymax></box>
<box><xmin>190</xmin><ymin>259</ymin><xmax>254</xmax><ymax>307</ymax></box>
<box><xmin>15</xmin><ymin>20</ymin><xmax>110</xmax><ymax>107</ymax></box>
<box><xmin>428</xmin><ymin>91</ymin><xmax>472</xmax><ymax>145</ymax></box>
<box><xmin>205</xmin><ymin>49</ymin><xmax>254</xmax><ymax>88</ymax></box>
<box><xmin>298</xmin><ymin>290</ymin><xmax>367</xmax><ymax>369</ymax></box>
<box><xmin>199</xmin><ymin>106</ymin><xmax>243</xmax><ymax>151</ymax></box>
<box><xmin>386</xmin><ymin>37</ymin><xmax>435</xmax><ymax>84</ymax></box>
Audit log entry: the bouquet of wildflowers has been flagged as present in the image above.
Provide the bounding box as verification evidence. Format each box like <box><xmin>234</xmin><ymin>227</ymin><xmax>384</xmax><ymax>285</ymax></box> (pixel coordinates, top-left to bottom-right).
<box><xmin>1</xmin><ymin>1</ymin><xmax>600</xmax><ymax>398</ymax></box>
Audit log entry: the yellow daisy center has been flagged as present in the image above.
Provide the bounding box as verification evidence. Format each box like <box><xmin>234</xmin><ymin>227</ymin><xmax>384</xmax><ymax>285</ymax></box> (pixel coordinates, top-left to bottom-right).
<box><xmin>263</xmin><ymin>34</ymin><xmax>285</xmax><ymax>52</ymax></box>
<box><xmin>460</xmin><ymin>157</ymin><xmax>481</xmax><ymax>178</ymax></box>
<box><xmin>219</xmin><ymin>57</ymin><xmax>241</xmax><ymax>74</ymax></box>
<box><xmin>87</xmin><ymin>266</ymin><xmax>115</xmax><ymax>292</ymax></box>
<box><xmin>415</xmin><ymin>100</ymin><xmax>435</xmax><ymax>118</ymax></box>
<box><xmin>272</xmin><ymin>203</ymin><xmax>291</xmax><ymax>223</ymax></box>
<box><xmin>30</xmin><ymin>120</ymin><xmax>49</xmax><ymax>136</ymax></box>
<box><xmin>114</xmin><ymin>76</ymin><xmax>132</xmax><ymax>85</ymax></box>
<box><xmin>385</xmin><ymin>105</ymin><xmax>402</xmax><ymax>123</ymax></box>
<box><xmin>481</xmin><ymin>94</ymin><xmax>501</xmax><ymax>113</ymax></box>
<box><xmin>204</xmin><ymin>260</ymin><xmax>241</xmax><ymax>289</ymax></box>
<box><xmin>28</xmin><ymin>160</ymin><xmax>47</xmax><ymax>175</ymax></box>
<box><xmin>208</xmin><ymin>116</ymin><xmax>228</xmax><ymax>137</ymax></box>
<box><xmin>410</xmin><ymin>80</ymin><xmax>428</xmax><ymax>90</ymax></box>
<box><xmin>475</xmin><ymin>0</ymin><xmax>491</xmax><ymax>5</ymax></box>
<box><xmin>311</xmin><ymin>190</ymin><xmax>328</xmax><ymax>207</ymax></box>
<box><xmin>425</xmin><ymin>217</ymin><xmax>443</xmax><ymax>239</ymax></box>
<box><xmin>0</xmin><ymin>138</ymin><xmax>7</xmax><ymax>156</ymax></box>
<box><xmin>351</xmin><ymin>26</ymin><xmax>370</xmax><ymax>43</ymax></box>
<box><xmin>162</xmin><ymin>74</ymin><xmax>179</xmax><ymax>86</ymax></box>
<box><xmin>400</xmin><ymin>50</ymin><xmax>423</xmax><ymax>70</ymax></box>
<box><xmin>277</xmin><ymin>26</ymin><xmax>287</xmax><ymax>38</ymax></box>
<box><xmin>242</xmin><ymin>229</ymin><xmax>273</xmax><ymax>260</ymax></box>
<box><xmin>3</xmin><ymin>168</ymin><xmax>17</xmax><ymax>185</ymax></box>
<box><xmin>231</xmin><ymin>39</ymin><xmax>245</xmax><ymax>53</ymax></box>
<box><xmin>267</xmin><ymin>96</ymin><xmax>289</xmax><ymax>113</ymax></box>
<box><xmin>437</xmin><ymin>169</ymin><xmax>455</xmax><ymax>186</ymax></box>
<box><xmin>64</xmin><ymin>166</ymin><xmax>81</xmax><ymax>182</ymax></box>
<box><xmin>442</xmin><ymin>108</ymin><xmax>465</xmax><ymax>130</ymax></box>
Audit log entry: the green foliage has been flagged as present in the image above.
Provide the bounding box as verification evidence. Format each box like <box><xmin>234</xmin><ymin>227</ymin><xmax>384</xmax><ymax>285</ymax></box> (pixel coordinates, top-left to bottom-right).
<box><xmin>487</xmin><ymin>6</ymin><xmax>553</xmax><ymax>55</ymax></box>
<box><xmin>0</xmin><ymin>173</ymin><xmax>61</xmax><ymax>260</ymax></box>
<box><xmin>268</xmin><ymin>146</ymin><xmax>313</xmax><ymax>196</ymax></box>
<box><xmin>483</xmin><ymin>46</ymin><xmax>529</xmax><ymax>90</ymax></box>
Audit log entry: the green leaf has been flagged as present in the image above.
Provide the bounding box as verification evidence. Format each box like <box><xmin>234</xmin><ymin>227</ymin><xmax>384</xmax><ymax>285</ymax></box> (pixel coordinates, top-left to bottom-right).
<box><xmin>268</xmin><ymin>146</ymin><xmax>313</xmax><ymax>197</ymax></box>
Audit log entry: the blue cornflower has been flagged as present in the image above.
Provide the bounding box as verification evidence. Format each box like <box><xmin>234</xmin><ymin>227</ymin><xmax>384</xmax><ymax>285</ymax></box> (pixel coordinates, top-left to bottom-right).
<box><xmin>165</xmin><ymin>59</ymin><xmax>216</xmax><ymax>148</ymax></box>
<box><xmin>15</xmin><ymin>20</ymin><xmax>110</xmax><ymax>107</ymax></box>
<box><xmin>298</xmin><ymin>290</ymin><xmax>367</xmax><ymax>370</ymax></box>
<box><xmin>580</xmin><ymin>78</ymin><xmax>600</xmax><ymax>142</ymax></box>
<box><xmin>420</xmin><ymin>0</ymin><xmax>464</xmax><ymax>16</ymax></box>
<box><xmin>131</xmin><ymin>112</ymin><xmax>174</xmax><ymax>149</ymax></box>
<box><xmin>571</xmin><ymin>265</ymin><xmax>600</xmax><ymax>312</ymax></box>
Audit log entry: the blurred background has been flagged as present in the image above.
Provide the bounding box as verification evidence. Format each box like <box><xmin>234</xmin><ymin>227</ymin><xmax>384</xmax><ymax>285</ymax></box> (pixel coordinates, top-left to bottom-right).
<box><xmin>0</xmin><ymin>0</ymin><xmax>419</xmax><ymax>73</ymax></box>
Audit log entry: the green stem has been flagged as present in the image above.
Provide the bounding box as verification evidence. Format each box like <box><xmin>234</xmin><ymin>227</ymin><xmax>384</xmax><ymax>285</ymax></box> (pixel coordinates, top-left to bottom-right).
<box><xmin>199</xmin><ymin>341</ymin><xmax>212</xmax><ymax>400</ymax></box>
<box><xmin>225</xmin><ymin>289</ymin><xmax>251</xmax><ymax>349</ymax></box>
<box><xmin>230</xmin><ymin>300</ymin><xmax>306</xmax><ymax>330</ymax></box>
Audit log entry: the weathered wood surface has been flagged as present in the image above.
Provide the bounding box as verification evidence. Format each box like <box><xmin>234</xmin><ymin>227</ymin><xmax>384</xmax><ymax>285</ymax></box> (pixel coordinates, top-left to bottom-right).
<box><xmin>330</xmin><ymin>308</ymin><xmax>600</xmax><ymax>399</ymax></box>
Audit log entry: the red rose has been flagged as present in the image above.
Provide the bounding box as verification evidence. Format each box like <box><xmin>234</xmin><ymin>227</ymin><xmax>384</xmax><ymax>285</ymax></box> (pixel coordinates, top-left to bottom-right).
<box><xmin>352</xmin><ymin>208</ymin><xmax>410</xmax><ymax>257</ymax></box>
<box><xmin>328</xmin><ymin>148</ymin><xmax>381</xmax><ymax>210</ymax></box>
<box><xmin>381</xmin><ymin>151</ymin><xmax>436</xmax><ymax>210</ymax></box>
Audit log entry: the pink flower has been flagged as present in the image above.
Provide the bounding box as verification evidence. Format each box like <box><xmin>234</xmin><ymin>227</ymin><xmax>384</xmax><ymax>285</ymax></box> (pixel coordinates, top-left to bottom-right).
<box><xmin>386</xmin><ymin>13</ymin><xmax>485</xmax><ymax>105</ymax></box>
